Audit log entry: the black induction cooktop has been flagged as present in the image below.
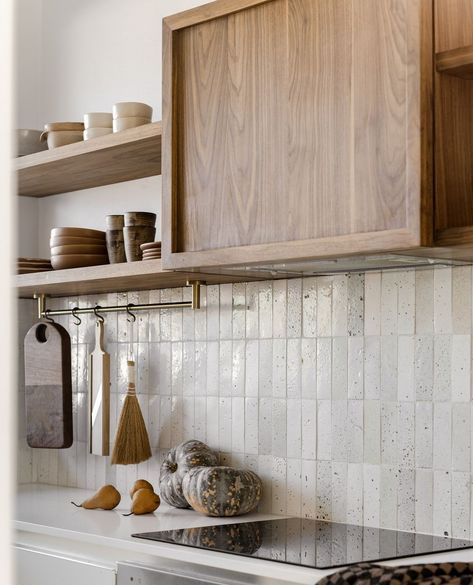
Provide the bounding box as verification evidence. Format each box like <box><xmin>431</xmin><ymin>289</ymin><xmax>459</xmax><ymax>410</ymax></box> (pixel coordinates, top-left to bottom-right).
<box><xmin>132</xmin><ymin>518</ymin><xmax>473</xmax><ymax>570</ymax></box>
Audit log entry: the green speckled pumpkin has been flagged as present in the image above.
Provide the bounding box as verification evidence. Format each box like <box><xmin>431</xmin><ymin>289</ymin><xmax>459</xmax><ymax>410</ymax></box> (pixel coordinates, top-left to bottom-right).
<box><xmin>159</xmin><ymin>440</ymin><xmax>219</xmax><ymax>508</ymax></box>
<box><xmin>169</xmin><ymin>522</ymin><xmax>262</xmax><ymax>554</ymax></box>
<box><xmin>182</xmin><ymin>466</ymin><xmax>263</xmax><ymax>517</ymax></box>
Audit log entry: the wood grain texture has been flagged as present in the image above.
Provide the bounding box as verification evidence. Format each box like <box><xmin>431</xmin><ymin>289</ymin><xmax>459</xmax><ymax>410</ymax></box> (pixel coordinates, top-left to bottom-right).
<box><xmin>434</xmin><ymin>0</ymin><xmax>473</xmax><ymax>52</ymax></box>
<box><xmin>434</xmin><ymin>0</ymin><xmax>473</xmax><ymax>239</ymax></box>
<box><xmin>15</xmin><ymin>259</ymin><xmax>266</xmax><ymax>298</ymax></box>
<box><xmin>163</xmin><ymin>228</ymin><xmax>420</xmax><ymax>269</ymax></box>
<box><xmin>24</xmin><ymin>321</ymin><xmax>73</xmax><ymax>449</ymax></box>
<box><xmin>163</xmin><ymin>0</ymin><xmax>432</xmax><ymax>268</ymax></box>
<box><xmin>164</xmin><ymin>0</ymin><xmax>273</xmax><ymax>30</ymax></box>
<box><xmin>436</xmin><ymin>44</ymin><xmax>473</xmax><ymax>78</ymax></box>
<box><xmin>288</xmin><ymin>0</ymin><xmax>351</xmax><ymax>240</ymax></box>
<box><xmin>17</xmin><ymin>122</ymin><xmax>162</xmax><ymax>198</ymax></box>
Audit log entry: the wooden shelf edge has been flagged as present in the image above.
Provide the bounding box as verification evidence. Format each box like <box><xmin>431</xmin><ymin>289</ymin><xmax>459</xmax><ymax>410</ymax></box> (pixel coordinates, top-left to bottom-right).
<box><xmin>436</xmin><ymin>45</ymin><xmax>473</xmax><ymax>79</ymax></box>
<box><xmin>16</xmin><ymin>122</ymin><xmax>162</xmax><ymax>171</ymax></box>
<box><xmin>15</xmin><ymin>260</ymin><xmax>264</xmax><ymax>298</ymax></box>
<box><xmin>16</xmin><ymin>122</ymin><xmax>162</xmax><ymax>198</ymax></box>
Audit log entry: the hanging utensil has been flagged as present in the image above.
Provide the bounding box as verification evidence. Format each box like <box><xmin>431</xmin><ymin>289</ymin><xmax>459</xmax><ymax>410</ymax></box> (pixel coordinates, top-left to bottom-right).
<box><xmin>88</xmin><ymin>306</ymin><xmax>110</xmax><ymax>456</ymax></box>
<box><xmin>24</xmin><ymin>318</ymin><xmax>73</xmax><ymax>448</ymax></box>
<box><xmin>111</xmin><ymin>305</ymin><xmax>151</xmax><ymax>465</ymax></box>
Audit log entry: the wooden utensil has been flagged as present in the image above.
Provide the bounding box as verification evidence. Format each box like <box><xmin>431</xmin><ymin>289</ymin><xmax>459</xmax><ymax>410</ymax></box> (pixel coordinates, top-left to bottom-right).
<box><xmin>88</xmin><ymin>319</ymin><xmax>110</xmax><ymax>456</ymax></box>
<box><xmin>24</xmin><ymin>320</ymin><xmax>73</xmax><ymax>448</ymax></box>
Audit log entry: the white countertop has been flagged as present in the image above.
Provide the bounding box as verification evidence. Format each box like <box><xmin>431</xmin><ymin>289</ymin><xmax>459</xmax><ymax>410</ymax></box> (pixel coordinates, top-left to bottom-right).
<box><xmin>15</xmin><ymin>484</ymin><xmax>473</xmax><ymax>585</ymax></box>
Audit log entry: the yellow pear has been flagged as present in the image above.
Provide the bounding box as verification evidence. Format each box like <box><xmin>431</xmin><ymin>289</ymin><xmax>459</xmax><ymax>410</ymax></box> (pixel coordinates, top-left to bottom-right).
<box><xmin>71</xmin><ymin>485</ymin><xmax>121</xmax><ymax>510</ymax></box>
<box><xmin>123</xmin><ymin>488</ymin><xmax>160</xmax><ymax>516</ymax></box>
<box><xmin>129</xmin><ymin>479</ymin><xmax>154</xmax><ymax>499</ymax></box>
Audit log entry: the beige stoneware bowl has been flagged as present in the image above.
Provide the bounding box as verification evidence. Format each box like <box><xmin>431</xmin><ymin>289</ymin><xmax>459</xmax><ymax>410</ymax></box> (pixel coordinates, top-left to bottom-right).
<box><xmin>83</xmin><ymin>112</ymin><xmax>113</xmax><ymax>129</ymax></box>
<box><xmin>42</xmin><ymin>130</ymin><xmax>83</xmax><ymax>149</ymax></box>
<box><xmin>113</xmin><ymin>116</ymin><xmax>151</xmax><ymax>132</ymax></box>
<box><xmin>112</xmin><ymin>102</ymin><xmax>153</xmax><ymax>119</ymax></box>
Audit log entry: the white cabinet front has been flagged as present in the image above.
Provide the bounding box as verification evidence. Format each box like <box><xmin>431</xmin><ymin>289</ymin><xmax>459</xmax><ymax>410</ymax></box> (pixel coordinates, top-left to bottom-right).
<box><xmin>16</xmin><ymin>545</ymin><xmax>116</xmax><ymax>585</ymax></box>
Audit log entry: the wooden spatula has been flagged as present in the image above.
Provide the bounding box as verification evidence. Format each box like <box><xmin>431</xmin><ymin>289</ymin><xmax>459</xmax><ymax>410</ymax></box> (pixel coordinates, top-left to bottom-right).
<box><xmin>88</xmin><ymin>319</ymin><xmax>110</xmax><ymax>456</ymax></box>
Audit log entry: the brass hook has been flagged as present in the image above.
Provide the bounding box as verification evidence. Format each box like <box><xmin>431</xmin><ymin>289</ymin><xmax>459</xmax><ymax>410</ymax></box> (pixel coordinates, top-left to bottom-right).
<box><xmin>71</xmin><ymin>306</ymin><xmax>82</xmax><ymax>326</ymax></box>
<box><xmin>43</xmin><ymin>309</ymin><xmax>55</xmax><ymax>324</ymax></box>
<box><xmin>93</xmin><ymin>305</ymin><xmax>105</xmax><ymax>324</ymax></box>
<box><xmin>126</xmin><ymin>303</ymin><xmax>137</xmax><ymax>323</ymax></box>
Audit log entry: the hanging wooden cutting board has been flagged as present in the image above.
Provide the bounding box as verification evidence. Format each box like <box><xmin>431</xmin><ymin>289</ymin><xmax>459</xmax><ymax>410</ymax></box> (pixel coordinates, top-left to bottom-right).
<box><xmin>24</xmin><ymin>321</ymin><xmax>73</xmax><ymax>448</ymax></box>
<box><xmin>88</xmin><ymin>320</ymin><xmax>110</xmax><ymax>456</ymax></box>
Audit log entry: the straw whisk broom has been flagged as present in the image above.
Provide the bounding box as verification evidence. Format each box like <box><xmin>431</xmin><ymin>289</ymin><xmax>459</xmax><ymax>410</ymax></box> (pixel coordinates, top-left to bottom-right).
<box><xmin>111</xmin><ymin>316</ymin><xmax>151</xmax><ymax>465</ymax></box>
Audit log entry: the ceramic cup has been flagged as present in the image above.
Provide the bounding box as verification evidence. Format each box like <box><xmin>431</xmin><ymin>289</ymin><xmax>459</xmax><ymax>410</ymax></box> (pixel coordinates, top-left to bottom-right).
<box><xmin>112</xmin><ymin>102</ymin><xmax>153</xmax><ymax>119</ymax></box>
<box><xmin>123</xmin><ymin>226</ymin><xmax>156</xmax><ymax>262</ymax></box>
<box><xmin>83</xmin><ymin>112</ymin><xmax>113</xmax><ymax>129</ymax></box>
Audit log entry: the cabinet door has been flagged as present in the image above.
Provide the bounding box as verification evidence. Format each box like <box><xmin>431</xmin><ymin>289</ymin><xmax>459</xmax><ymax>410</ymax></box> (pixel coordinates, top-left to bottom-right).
<box><xmin>16</xmin><ymin>546</ymin><xmax>116</xmax><ymax>585</ymax></box>
<box><xmin>162</xmin><ymin>0</ymin><xmax>433</xmax><ymax>270</ymax></box>
<box><xmin>434</xmin><ymin>0</ymin><xmax>473</xmax><ymax>248</ymax></box>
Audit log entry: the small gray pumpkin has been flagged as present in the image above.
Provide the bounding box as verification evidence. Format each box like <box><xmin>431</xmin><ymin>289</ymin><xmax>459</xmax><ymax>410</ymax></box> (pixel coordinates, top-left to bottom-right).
<box><xmin>159</xmin><ymin>440</ymin><xmax>219</xmax><ymax>508</ymax></box>
<box><xmin>182</xmin><ymin>466</ymin><xmax>262</xmax><ymax>517</ymax></box>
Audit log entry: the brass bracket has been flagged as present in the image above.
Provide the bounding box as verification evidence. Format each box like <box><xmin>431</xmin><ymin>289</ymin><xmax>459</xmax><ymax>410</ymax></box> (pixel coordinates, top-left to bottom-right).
<box><xmin>187</xmin><ymin>280</ymin><xmax>205</xmax><ymax>310</ymax></box>
<box><xmin>33</xmin><ymin>293</ymin><xmax>46</xmax><ymax>320</ymax></box>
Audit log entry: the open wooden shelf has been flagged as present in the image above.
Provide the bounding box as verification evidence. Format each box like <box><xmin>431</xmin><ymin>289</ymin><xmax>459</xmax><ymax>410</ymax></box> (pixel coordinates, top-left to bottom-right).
<box><xmin>15</xmin><ymin>260</ymin><xmax>266</xmax><ymax>298</ymax></box>
<box><xmin>16</xmin><ymin>122</ymin><xmax>162</xmax><ymax>197</ymax></box>
<box><xmin>436</xmin><ymin>45</ymin><xmax>473</xmax><ymax>79</ymax></box>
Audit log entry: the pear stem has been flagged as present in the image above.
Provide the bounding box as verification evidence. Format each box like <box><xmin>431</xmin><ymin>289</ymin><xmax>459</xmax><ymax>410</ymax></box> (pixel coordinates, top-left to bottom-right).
<box><xmin>122</xmin><ymin>512</ymin><xmax>134</xmax><ymax>516</ymax></box>
<box><xmin>70</xmin><ymin>501</ymin><xmax>82</xmax><ymax>507</ymax></box>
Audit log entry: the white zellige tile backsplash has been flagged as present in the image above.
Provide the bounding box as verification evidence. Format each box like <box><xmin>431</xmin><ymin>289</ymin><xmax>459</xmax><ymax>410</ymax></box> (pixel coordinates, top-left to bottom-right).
<box><xmin>17</xmin><ymin>266</ymin><xmax>473</xmax><ymax>538</ymax></box>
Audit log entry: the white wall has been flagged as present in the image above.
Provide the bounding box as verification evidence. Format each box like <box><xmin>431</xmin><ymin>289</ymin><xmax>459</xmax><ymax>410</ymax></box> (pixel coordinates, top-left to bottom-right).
<box><xmin>16</xmin><ymin>0</ymin><xmax>43</xmax><ymax>129</ymax></box>
<box><xmin>17</xmin><ymin>0</ymin><xmax>206</xmax><ymax>256</ymax></box>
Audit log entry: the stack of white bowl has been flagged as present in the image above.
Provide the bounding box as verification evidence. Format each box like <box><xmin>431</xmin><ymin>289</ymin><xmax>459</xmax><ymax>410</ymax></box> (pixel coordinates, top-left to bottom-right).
<box><xmin>83</xmin><ymin>113</ymin><xmax>113</xmax><ymax>140</ymax></box>
<box><xmin>112</xmin><ymin>102</ymin><xmax>153</xmax><ymax>132</ymax></box>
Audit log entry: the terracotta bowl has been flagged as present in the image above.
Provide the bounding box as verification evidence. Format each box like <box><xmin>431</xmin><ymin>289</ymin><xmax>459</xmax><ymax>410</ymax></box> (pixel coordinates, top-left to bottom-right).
<box><xmin>50</xmin><ymin>235</ymin><xmax>107</xmax><ymax>247</ymax></box>
<box><xmin>50</xmin><ymin>244</ymin><xmax>108</xmax><ymax>256</ymax></box>
<box><xmin>51</xmin><ymin>227</ymin><xmax>106</xmax><ymax>239</ymax></box>
<box><xmin>51</xmin><ymin>254</ymin><xmax>109</xmax><ymax>270</ymax></box>
<box><xmin>140</xmin><ymin>241</ymin><xmax>161</xmax><ymax>251</ymax></box>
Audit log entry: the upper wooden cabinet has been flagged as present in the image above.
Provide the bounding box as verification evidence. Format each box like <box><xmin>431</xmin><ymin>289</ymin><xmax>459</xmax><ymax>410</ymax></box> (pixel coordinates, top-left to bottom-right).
<box><xmin>162</xmin><ymin>0</ymin><xmax>473</xmax><ymax>271</ymax></box>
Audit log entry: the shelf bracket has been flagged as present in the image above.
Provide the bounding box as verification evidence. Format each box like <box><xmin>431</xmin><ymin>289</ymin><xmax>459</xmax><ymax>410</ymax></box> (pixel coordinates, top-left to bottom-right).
<box><xmin>33</xmin><ymin>280</ymin><xmax>205</xmax><ymax>320</ymax></box>
<box><xmin>33</xmin><ymin>293</ymin><xmax>46</xmax><ymax>320</ymax></box>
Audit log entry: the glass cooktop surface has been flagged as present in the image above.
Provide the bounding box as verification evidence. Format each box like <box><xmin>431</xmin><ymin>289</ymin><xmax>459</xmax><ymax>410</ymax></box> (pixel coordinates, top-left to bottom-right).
<box><xmin>132</xmin><ymin>518</ymin><xmax>473</xmax><ymax>570</ymax></box>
